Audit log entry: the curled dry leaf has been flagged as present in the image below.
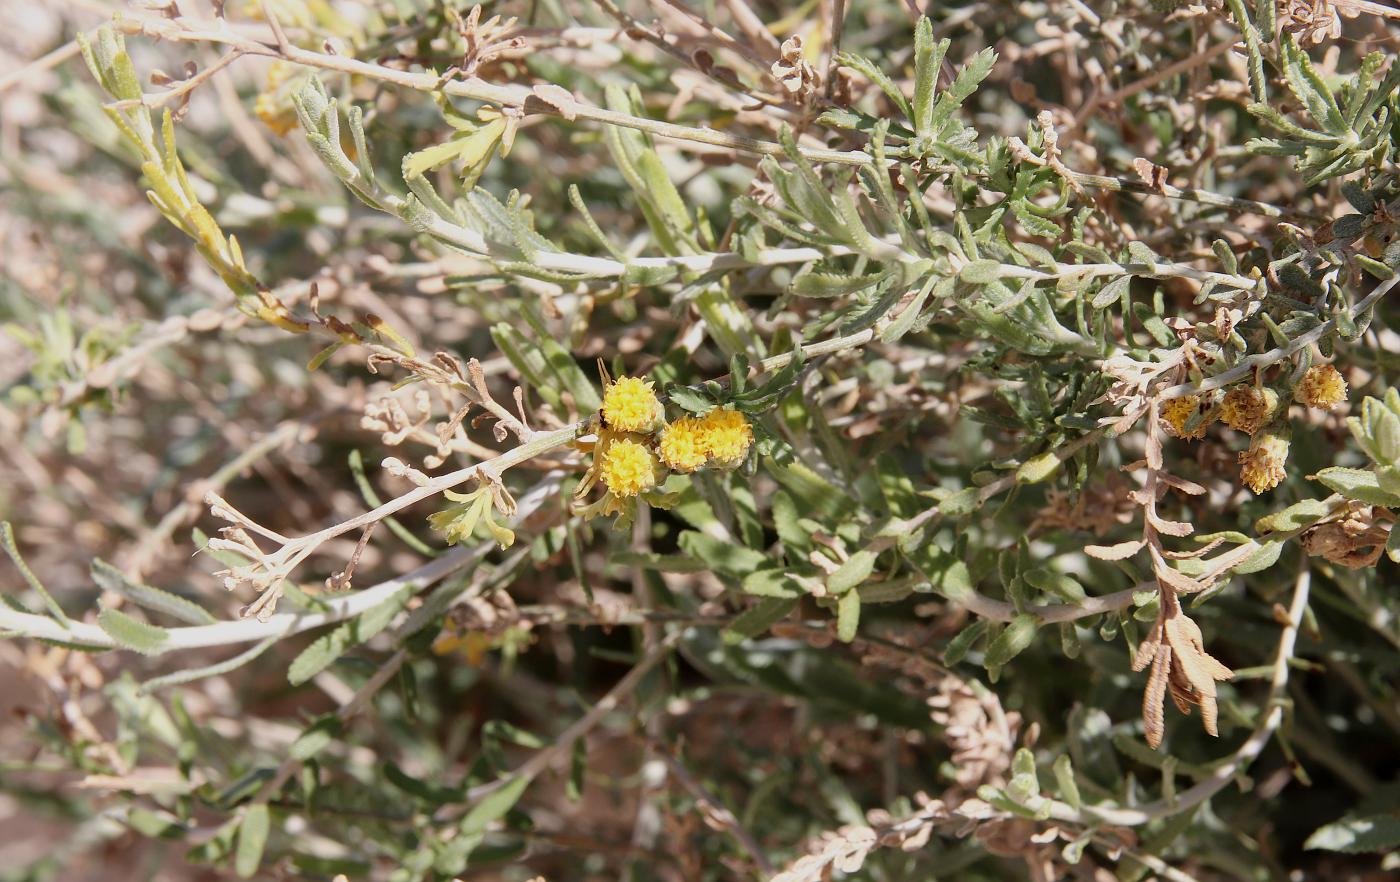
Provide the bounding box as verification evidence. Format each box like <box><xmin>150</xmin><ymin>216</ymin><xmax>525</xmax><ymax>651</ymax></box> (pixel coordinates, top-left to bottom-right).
<box><xmin>1133</xmin><ymin>589</ymin><xmax>1234</xmax><ymax>748</ymax></box>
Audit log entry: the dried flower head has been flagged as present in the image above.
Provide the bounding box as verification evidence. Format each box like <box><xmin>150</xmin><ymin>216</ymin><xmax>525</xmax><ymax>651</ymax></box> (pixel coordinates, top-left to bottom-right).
<box><xmin>601</xmin><ymin>375</ymin><xmax>663</xmax><ymax>433</ymax></box>
<box><xmin>1219</xmin><ymin>385</ymin><xmax>1276</xmax><ymax>435</ymax></box>
<box><xmin>1239</xmin><ymin>431</ymin><xmax>1290</xmax><ymax>494</ymax></box>
<box><xmin>1301</xmin><ymin>501</ymin><xmax>1394</xmax><ymax>569</ymax></box>
<box><xmin>1280</xmin><ymin>0</ymin><xmax>1344</xmax><ymax>47</ymax></box>
<box><xmin>696</xmin><ymin>407</ymin><xmax>754</xmax><ymax>464</ymax></box>
<box><xmin>1160</xmin><ymin>394</ymin><xmax>1209</xmax><ymax>440</ymax></box>
<box><xmin>599</xmin><ymin>437</ymin><xmax>661</xmax><ymax>497</ymax></box>
<box><xmin>1297</xmin><ymin>364</ymin><xmax>1348</xmax><ymax>410</ymax></box>
<box><xmin>657</xmin><ymin>416</ymin><xmax>708</xmax><ymax>472</ymax></box>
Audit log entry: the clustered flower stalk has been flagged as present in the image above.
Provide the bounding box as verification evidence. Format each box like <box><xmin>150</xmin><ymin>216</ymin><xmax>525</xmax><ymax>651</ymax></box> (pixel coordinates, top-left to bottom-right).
<box><xmin>574</xmin><ymin>373</ymin><xmax>754</xmax><ymax>523</ymax></box>
<box><xmin>1160</xmin><ymin>362</ymin><xmax>1349</xmax><ymax>495</ymax></box>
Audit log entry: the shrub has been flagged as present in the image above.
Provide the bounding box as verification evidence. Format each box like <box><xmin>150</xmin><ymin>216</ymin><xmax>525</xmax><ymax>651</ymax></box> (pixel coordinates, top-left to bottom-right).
<box><xmin>2</xmin><ymin>1</ymin><xmax>1399</xmax><ymax>879</ymax></box>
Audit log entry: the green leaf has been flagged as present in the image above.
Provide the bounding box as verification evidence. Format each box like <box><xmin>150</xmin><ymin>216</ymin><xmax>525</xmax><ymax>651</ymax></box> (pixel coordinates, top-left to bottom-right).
<box><xmin>1254</xmin><ymin>498</ymin><xmax>1333</xmax><ymax>533</ymax></box>
<box><xmin>984</xmin><ymin>614</ymin><xmax>1039</xmax><ymax>668</ymax></box>
<box><xmin>1023</xmin><ymin>568</ymin><xmax>1087</xmax><ymax>603</ymax></box>
<box><xmin>723</xmin><ymin>598</ymin><xmax>798</xmax><ymax>644</ymax></box>
<box><xmin>1234</xmin><ymin>541</ymin><xmax>1284</xmax><ymax>575</ymax></box>
<box><xmin>828</xmin><ymin>550</ymin><xmax>877</xmax><ymax>594</ymax></box>
<box><xmin>835</xmin><ymin>51</ymin><xmax>912</xmax><ymax>121</ymax></box>
<box><xmin>287</xmin><ymin>585</ymin><xmax>412</xmax><ymax>685</ymax></box>
<box><xmin>960</xmin><ymin>259</ymin><xmax>1003</xmax><ymax>285</ymax></box>
<box><xmin>930</xmin><ymin>47</ymin><xmax>997</xmax><ymax>131</ymax></box>
<box><xmin>742</xmin><ymin>569</ymin><xmax>803</xmax><ymax>598</ymax></box>
<box><xmin>1</xmin><ymin>522</ymin><xmax>70</xmax><ymax>626</ymax></box>
<box><xmin>461</xmin><ymin>775</ymin><xmax>531</xmax><ymax>836</ymax></box>
<box><xmin>91</xmin><ymin>559</ymin><xmax>216</xmax><ymax>625</ymax></box>
<box><xmin>836</xmin><ymin>589</ymin><xmax>861</xmax><ymax>642</ymax></box>
<box><xmin>290</xmin><ymin>717</ymin><xmax>343</xmax><ymax>762</ymax></box>
<box><xmin>1280</xmin><ymin>34</ymin><xmax>1348</xmax><ymax>136</ymax></box>
<box><xmin>906</xmin><ymin>541</ymin><xmax>976</xmax><ymax>603</ymax></box>
<box><xmin>1017</xmin><ymin>452</ymin><xmax>1061</xmax><ymax>484</ymax></box>
<box><xmin>140</xmin><ymin>636</ymin><xmax>279</xmax><ymax>693</ymax></box>
<box><xmin>943</xmin><ymin>619</ymin><xmax>988</xmax><ymax>666</ymax></box>
<box><xmin>912</xmin><ymin>19</ymin><xmax>947</xmax><ymax>135</ymax></box>
<box><xmin>1053</xmin><ymin>755</ymin><xmax>1081</xmax><ymax>810</ymax></box>
<box><xmin>97</xmin><ymin>608</ymin><xmax>170</xmax><ymax>655</ymax></box>
<box><xmin>1313</xmin><ymin>467</ymin><xmax>1400</xmax><ymax>506</ymax></box>
<box><xmin>234</xmin><ymin>804</ymin><xmax>270</xmax><ymax>878</ymax></box>
<box><xmin>677</xmin><ymin>531</ymin><xmax>767</xmax><ymax>577</ymax></box>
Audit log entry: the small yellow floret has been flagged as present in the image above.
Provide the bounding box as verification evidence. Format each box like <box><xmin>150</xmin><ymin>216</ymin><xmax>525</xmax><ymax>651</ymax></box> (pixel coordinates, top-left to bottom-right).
<box><xmin>599</xmin><ymin>438</ymin><xmax>659</xmax><ymax>497</ymax></box>
<box><xmin>1239</xmin><ymin>433</ymin><xmax>1290</xmax><ymax>494</ymax></box>
<box><xmin>1298</xmin><ymin>365</ymin><xmax>1347</xmax><ymax>410</ymax></box>
<box><xmin>1161</xmin><ymin>395</ymin><xmax>1205</xmax><ymax>440</ymax></box>
<box><xmin>658</xmin><ymin>417</ymin><xmax>708</xmax><ymax>472</ymax></box>
<box><xmin>1219</xmin><ymin>385</ymin><xmax>1275</xmax><ymax>435</ymax></box>
<box><xmin>601</xmin><ymin>376</ymin><xmax>662</xmax><ymax>433</ymax></box>
<box><xmin>255</xmin><ymin>61</ymin><xmax>298</xmax><ymax>136</ymax></box>
<box><xmin>697</xmin><ymin>407</ymin><xmax>754</xmax><ymax>464</ymax></box>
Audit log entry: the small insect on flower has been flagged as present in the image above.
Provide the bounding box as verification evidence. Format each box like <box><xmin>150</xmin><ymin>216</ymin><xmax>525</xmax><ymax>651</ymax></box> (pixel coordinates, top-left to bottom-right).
<box><xmin>1161</xmin><ymin>394</ymin><xmax>1209</xmax><ymax>440</ymax></box>
<box><xmin>599</xmin><ymin>437</ymin><xmax>662</xmax><ymax>497</ymax></box>
<box><xmin>657</xmin><ymin>416</ymin><xmax>708</xmax><ymax>472</ymax></box>
<box><xmin>696</xmin><ymin>407</ymin><xmax>754</xmax><ymax>465</ymax></box>
<box><xmin>1297</xmin><ymin>364</ymin><xmax>1348</xmax><ymax>410</ymax></box>
<box><xmin>1239</xmin><ymin>431</ymin><xmax>1290</xmax><ymax>494</ymax></box>
<box><xmin>1219</xmin><ymin>385</ymin><xmax>1277</xmax><ymax>435</ymax></box>
<box><xmin>601</xmin><ymin>375</ymin><xmax>664</xmax><ymax>434</ymax></box>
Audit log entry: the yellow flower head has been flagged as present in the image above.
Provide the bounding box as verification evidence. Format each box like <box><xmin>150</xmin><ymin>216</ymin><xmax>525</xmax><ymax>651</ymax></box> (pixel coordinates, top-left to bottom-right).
<box><xmin>601</xmin><ymin>376</ymin><xmax>663</xmax><ymax>433</ymax></box>
<box><xmin>658</xmin><ymin>417</ymin><xmax>708</xmax><ymax>472</ymax></box>
<box><xmin>1239</xmin><ymin>432</ymin><xmax>1290</xmax><ymax>494</ymax></box>
<box><xmin>1219</xmin><ymin>385</ymin><xmax>1276</xmax><ymax>435</ymax></box>
<box><xmin>1161</xmin><ymin>395</ymin><xmax>1207</xmax><ymax>440</ymax></box>
<box><xmin>697</xmin><ymin>407</ymin><xmax>754</xmax><ymax>465</ymax></box>
<box><xmin>1298</xmin><ymin>365</ymin><xmax>1347</xmax><ymax>410</ymax></box>
<box><xmin>599</xmin><ymin>438</ymin><xmax>661</xmax><ymax>497</ymax></box>
<box><xmin>255</xmin><ymin>61</ymin><xmax>299</xmax><ymax>136</ymax></box>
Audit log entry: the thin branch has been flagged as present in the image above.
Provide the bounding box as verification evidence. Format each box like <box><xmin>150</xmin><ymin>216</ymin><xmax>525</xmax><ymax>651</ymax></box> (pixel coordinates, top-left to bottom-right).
<box><xmin>1048</xmin><ymin>559</ymin><xmax>1313</xmax><ymax>827</ymax></box>
<box><xmin>460</xmin><ymin>632</ymin><xmax>680</xmax><ymax>803</ymax></box>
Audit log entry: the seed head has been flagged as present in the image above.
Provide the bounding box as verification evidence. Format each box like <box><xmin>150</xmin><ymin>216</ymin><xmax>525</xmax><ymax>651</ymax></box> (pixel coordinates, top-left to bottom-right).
<box><xmin>1220</xmin><ymin>386</ymin><xmax>1276</xmax><ymax>435</ymax></box>
<box><xmin>1239</xmin><ymin>432</ymin><xmax>1290</xmax><ymax>494</ymax></box>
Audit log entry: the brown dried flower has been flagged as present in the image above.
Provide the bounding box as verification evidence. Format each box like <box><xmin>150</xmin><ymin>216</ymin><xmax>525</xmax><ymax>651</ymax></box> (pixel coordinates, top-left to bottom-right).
<box><xmin>1219</xmin><ymin>385</ymin><xmax>1277</xmax><ymax>435</ymax></box>
<box><xmin>771</xmin><ymin>36</ymin><xmax>820</xmax><ymax>103</ymax></box>
<box><xmin>1239</xmin><ymin>431</ymin><xmax>1290</xmax><ymax>494</ymax></box>
<box><xmin>1279</xmin><ymin>0</ymin><xmax>1344</xmax><ymax>47</ymax></box>
<box><xmin>1301</xmin><ymin>502</ymin><xmax>1394</xmax><ymax>569</ymax></box>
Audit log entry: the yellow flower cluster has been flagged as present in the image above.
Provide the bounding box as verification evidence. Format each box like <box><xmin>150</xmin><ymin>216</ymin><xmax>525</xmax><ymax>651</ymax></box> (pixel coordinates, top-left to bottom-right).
<box><xmin>1161</xmin><ymin>394</ymin><xmax>1210</xmax><ymax>440</ymax></box>
<box><xmin>1297</xmin><ymin>365</ymin><xmax>1347</xmax><ymax>410</ymax></box>
<box><xmin>578</xmin><ymin>374</ymin><xmax>757</xmax><ymax>520</ymax></box>
<box><xmin>601</xmin><ymin>376</ymin><xmax>664</xmax><ymax>433</ymax></box>
<box><xmin>657</xmin><ymin>407</ymin><xmax>755</xmax><ymax>471</ymax></box>
<box><xmin>598</xmin><ymin>437</ymin><xmax>660</xmax><ymax>497</ymax></box>
<box><xmin>1219</xmin><ymin>385</ymin><xmax>1277</xmax><ymax>435</ymax></box>
<box><xmin>1239</xmin><ymin>432</ymin><xmax>1290</xmax><ymax>494</ymax></box>
<box><xmin>255</xmin><ymin>61</ymin><xmax>298</xmax><ymax>136</ymax></box>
